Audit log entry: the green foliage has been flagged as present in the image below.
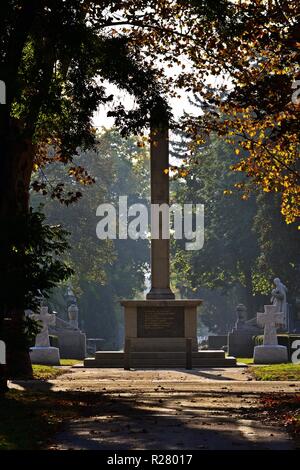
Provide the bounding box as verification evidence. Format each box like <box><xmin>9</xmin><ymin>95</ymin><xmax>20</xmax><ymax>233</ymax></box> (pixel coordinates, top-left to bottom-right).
<box><xmin>250</xmin><ymin>364</ymin><xmax>300</xmax><ymax>381</ymax></box>
<box><xmin>254</xmin><ymin>193</ymin><xmax>300</xmax><ymax>300</ymax></box>
<box><xmin>171</xmin><ymin>135</ymin><xmax>260</xmax><ymax>323</ymax></box>
<box><xmin>171</xmin><ymin>132</ymin><xmax>300</xmax><ymax>332</ymax></box>
<box><xmin>196</xmin><ymin>289</ymin><xmax>236</xmax><ymax>334</ymax></box>
<box><xmin>1</xmin><ymin>315</ymin><xmax>41</xmax><ymax>354</ymax></box>
<box><xmin>1</xmin><ymin>2</ymin><xmax>171</xmax><ymax>183</ymax></box>
<box><xmin>0</xmin><ymin>210</ymin><xmax>73</xmax><ymax>313</ymax></box>
<box><xmin>32</xmin><ymin>365</ymin><xmax>65</xmax><ymax>380</ymax></box>
<box><xmin>31</xmin><ymin>129</ymin><xmax>150</xmax><ymax>344</ymax></box>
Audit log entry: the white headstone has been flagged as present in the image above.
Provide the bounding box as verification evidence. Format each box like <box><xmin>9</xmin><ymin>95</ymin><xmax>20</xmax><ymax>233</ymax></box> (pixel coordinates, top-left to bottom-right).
<box><xmin>29</xmin><ymin>306</ymin><xmax>60</xmax><ymax>365</ymax></box>
<box><xmin>30</xmin><ymin>306</ymin><xmax>56</xmax><ymax>347</ymax></box>
<box><xmin>254</xmin><ymin>304</ymin><xmax>288</xmax><ymax>364</ymax></box>
<box><xmin>257</xmin><ymin>305</ymin><xmax>285</xmax><ymax>345</ymax></box>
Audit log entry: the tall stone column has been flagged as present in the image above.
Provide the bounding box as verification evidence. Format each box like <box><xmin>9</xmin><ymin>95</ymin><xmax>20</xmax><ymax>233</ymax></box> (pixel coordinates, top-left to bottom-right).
<box><xmin>146</xmin><ymin>119</ymin><xmax>175</xmax><ymax>300</ymax></box>
<box><xmin>84</xmin><ymin>110</ymin><xmax>236</xmax><ymax>368</ymax></box>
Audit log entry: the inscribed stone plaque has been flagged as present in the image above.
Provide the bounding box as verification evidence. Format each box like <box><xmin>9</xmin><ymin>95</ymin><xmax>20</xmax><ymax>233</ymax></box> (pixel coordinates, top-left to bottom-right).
<box><xmin>137</xmin><ymin>307</ymin><xmax>184</xmax><ymax>337</ymax></box>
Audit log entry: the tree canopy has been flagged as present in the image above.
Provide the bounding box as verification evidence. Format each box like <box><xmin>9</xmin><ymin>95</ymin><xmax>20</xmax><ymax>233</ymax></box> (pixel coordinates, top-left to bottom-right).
<box><xmin>32</xmin><ymin>128</ymin><xmax>150</xmax><ymax>346</ymax></box>
<box><xmin>171</xmin><ymin>132</ymin><xmax>300</xmax><ymax>330</ymax></box>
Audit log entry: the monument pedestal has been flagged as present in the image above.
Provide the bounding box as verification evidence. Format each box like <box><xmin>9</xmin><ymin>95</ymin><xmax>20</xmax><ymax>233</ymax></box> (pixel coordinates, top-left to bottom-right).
<box><xmin>253</xmin><ymin>345</ymin><xmax>288</xmax><ymax>364</ymax></box>
<box><xmin>30</xmin><ymin>346</ymin><xmax>60</xmax><ymax>366</ymax></box>
<box><xmin>84</xmin><ymin>300</ymin><xmax>237</xmax><ymax>368</ymax></box>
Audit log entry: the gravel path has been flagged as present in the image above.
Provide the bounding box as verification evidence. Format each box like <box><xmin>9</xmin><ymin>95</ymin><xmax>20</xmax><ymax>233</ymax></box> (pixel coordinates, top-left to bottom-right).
<box><xmin>10</xmin><ymin>367</ymin><xmax>299</xmax><ymax>450</ymax></box>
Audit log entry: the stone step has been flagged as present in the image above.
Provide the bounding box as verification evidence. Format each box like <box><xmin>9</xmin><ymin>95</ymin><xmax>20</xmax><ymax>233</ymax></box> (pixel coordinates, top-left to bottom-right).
<box><xmin>94</xmin><ymin>350</ymin><xmax>226</xmax><ymax>360</ymax></box>
<box><xmin>84</xmin><ymin>351</ymin><xmax>236</xmax><ymax>368</ymax></box>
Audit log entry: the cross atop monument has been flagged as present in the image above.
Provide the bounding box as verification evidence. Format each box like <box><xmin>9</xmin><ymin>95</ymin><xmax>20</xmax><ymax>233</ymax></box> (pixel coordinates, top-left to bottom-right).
<box><xmin>146</xmin><ymin>113</ymin><xmax>175</xmax><ymax>300</ymax></box>
<box><xmin>257</xmin><ymin>305</ymin><xmax>285</xmax><ymax>346</ymax></box>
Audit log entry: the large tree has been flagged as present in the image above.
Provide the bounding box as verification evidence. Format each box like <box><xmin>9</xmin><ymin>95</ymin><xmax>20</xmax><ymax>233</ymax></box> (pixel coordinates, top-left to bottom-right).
<box><xmin>179</xmin><ymin>1</ymin><xmax>300</xmax><ymax>224</ymax></box>
<box><xmin>171</xmin><ymin>135</ymin><xmax>260</xmax><ymax>317</ymax></box>
<box><xmin>0</xmin><ymin>1</ymin><xmax>172</xmax><ymax>376</ymax></box>
<box><xmin>33</xmin><ymin>129</ymin><xmax>150</xmax><ymax>346</ymax></box>
<box><xmin>171</xmin><ymin>132</ymin><xmax>299</xmax><ymax>330</ymax></box>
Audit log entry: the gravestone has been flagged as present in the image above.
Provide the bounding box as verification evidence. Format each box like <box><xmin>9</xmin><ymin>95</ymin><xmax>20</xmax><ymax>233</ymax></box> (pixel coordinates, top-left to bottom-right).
<box><xmin>253</xmin><ymin>305</ymin><xmax>288</xmax><ymax>364</ymax></box>
<box><xmin>29</xmin><ymin>306</ymin><xmax>60</xmax><ymax>365</ymax></box>
<box><xmin>48</xmin><ymin>287</ymin><xmax>86</xmax><ymax>359</ymax></box>
<box><xmin>208</xmin><ymin>335</ymin><xmax>228</xmax><ymax>350</ymax></box>
<box><xmin>228</xmin><ymin>304</ymin><xmax>262</xmax><ymax>358</ymax></box>
<box><xmin>49</xmin><ymin>314</ymin><xmax>86</xmax><ymax>360</ymax></box>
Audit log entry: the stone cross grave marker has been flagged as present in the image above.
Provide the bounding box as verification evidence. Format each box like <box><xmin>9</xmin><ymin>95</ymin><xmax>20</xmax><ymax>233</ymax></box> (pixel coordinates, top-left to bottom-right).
<box><xmin>30</xmin><ymin>306</ymin><xmax>56</xmax><ymax>347</ymax></box>
<box><xmin>257</xmin><ymin>304</ymin><xmax>285</xmax><ymax>346</ymax></box>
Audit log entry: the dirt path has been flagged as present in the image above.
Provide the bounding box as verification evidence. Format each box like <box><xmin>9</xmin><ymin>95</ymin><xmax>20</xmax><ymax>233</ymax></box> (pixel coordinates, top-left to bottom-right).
<box><xmin>10</xmin><ymin>367</ymin><xmax>299</xmax><ymax>450</ymax></box>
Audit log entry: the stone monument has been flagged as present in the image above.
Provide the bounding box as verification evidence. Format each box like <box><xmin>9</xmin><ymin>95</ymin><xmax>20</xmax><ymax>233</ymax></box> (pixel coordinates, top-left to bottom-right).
<box><xmin>68</xmin><ymin>304</ymin><xmax>79</xmax><ymax>329</ymax></box>
<box><xmin>228</xmin><ymin>304</ymin><xmax>263</xmax><ymax>358</ymax></box>
<box><xmin>85</xmin><ymin>112</ymin><xmax>236</xmax><ymax>368</ymax></box>
<box><xmin>29</xmin><ymin>306</ymin><xmax>60</xmax><ymax>365</ymax></box>
<box><xmin>47</xmin><ymin>286</ymin><xmax>86</xmax><ymax>359</ymax></box>
<box><xmin>253</xmin><ymin>304</ymin><xmax>288</xmax><ymax>364</ymax></box>
<box><xmin>49</xmin><ymin>312</ymin><xmax>86</xmax><ymax>360</ymax></box>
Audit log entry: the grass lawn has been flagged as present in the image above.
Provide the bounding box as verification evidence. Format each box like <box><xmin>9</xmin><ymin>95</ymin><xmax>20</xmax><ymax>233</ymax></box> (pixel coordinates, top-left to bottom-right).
<box><xmin>32</xmin><ymin>359</ymin><xmax>83</xmax><ymax>380</ymax></box>
<box><xmin>32</xmin><ymin>365</ymin><xmax>66</xmax><ymax>380</ymax></box>
<box><xmin>237</xmin><ymin>357</ymin><xmax>300</xmax><ymax>381</ymax></box>
<box><xmin>250</xmin><ymin>363</ymin><xmax>300</xmax><ymax>381</ymax></box>
<box><xmin>60</xmin><ymin>359</ymin><xmax>83</xmax><ymax>366</ymax></box>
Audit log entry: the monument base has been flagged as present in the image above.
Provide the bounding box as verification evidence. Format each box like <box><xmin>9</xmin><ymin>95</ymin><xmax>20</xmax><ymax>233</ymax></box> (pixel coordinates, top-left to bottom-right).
<box><xmin>84</xmin><ymin>350</ymin><xmax>236</xmax><ymax>368</ymax></box>
<box><xmin>253</xmin><ymin>345</ymin><xmax>288</xmax><ymax>364</ymax></box>
<box><xmin>85</xmin><ymin>300</ymin><xmax>237</xmax><ymax>368</ymax></box>
<box><xmin>30</xmin><ymin>346</ymin><xmax>60</xmax><ymax>366</ymax></box>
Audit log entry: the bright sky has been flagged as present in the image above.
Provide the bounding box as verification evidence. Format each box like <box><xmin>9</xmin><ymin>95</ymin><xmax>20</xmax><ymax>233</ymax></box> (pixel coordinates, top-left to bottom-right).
<box><xmin>93</xmin><ymin>82</ymin><xmax>198</xmax><ymax>130</ymax></box>
<box><xmin>92</xmin><ymin>66</ymin><xmax>228</xmax><ymax>131</ymax></box>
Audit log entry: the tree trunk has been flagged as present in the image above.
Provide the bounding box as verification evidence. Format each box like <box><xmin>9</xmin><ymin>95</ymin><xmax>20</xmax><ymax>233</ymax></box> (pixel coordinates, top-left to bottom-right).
<box><xmin>0</xmin><ymin>2</ymin><xmax>41</xmax><ymax>378</ymax></box>
<box><xmin>0</xmin><ymin>117</ymin><xmax>34</xmax><ymax>378</ymax></box>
